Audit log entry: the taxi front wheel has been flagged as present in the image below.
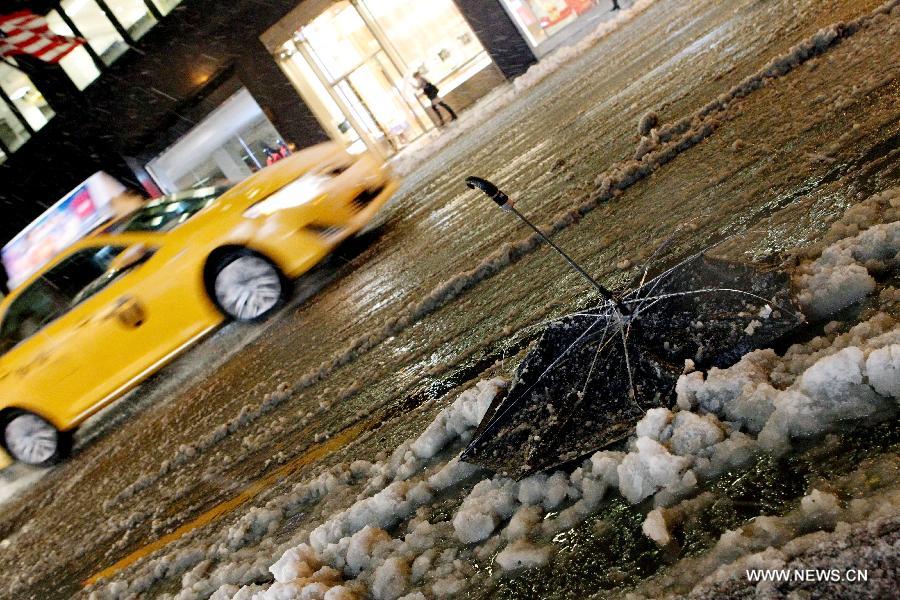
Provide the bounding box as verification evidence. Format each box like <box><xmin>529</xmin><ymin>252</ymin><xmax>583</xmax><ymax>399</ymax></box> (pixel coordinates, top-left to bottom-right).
<box><xmin>2</xmin><ymin>412</ymin><xmax>71</xmax><ymax>466</ymax></box>
<box><xmin>208</xmin><ymin>250</ymin><xmax>288</xmax><ymax>322</ymax></box>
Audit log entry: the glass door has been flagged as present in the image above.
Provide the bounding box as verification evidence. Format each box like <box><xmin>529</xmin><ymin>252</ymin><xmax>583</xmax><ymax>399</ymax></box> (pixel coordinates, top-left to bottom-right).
<box><xmin>295</xmin><ymin>0</ymin><xmax>431</xmax><ymax>154</ymax></box>
<box><xmin>336</xmin><ymin>52</ymin><xmax>426</xmax><ymax>151</ymax></box>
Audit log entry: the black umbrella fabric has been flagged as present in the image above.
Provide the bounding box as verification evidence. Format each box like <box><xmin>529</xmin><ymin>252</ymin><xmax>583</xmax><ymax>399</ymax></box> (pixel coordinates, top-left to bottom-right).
<box><xmin>460</xmin><ymin>179</ymin><xmax>802</xmax><ymax>477</ymax></box>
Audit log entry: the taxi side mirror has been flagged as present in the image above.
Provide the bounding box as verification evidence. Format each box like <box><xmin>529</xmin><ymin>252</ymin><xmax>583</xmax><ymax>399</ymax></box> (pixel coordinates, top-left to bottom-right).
<box><xmin>108</xmin><ymin>244</ymin><xmax>153</xmax><ymax>273</ymax></box>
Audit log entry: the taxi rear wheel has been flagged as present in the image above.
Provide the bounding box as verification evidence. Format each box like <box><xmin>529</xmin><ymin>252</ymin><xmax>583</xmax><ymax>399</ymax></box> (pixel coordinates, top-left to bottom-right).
<box><xmin>2</xmin><ymin>412</ymin><xmax>70</xmax><ymax>466</ymax></box>
<box><xmin>208</xmin><ymin>250</ymin><xmax>288</xmax><ymax>322</ymax></box>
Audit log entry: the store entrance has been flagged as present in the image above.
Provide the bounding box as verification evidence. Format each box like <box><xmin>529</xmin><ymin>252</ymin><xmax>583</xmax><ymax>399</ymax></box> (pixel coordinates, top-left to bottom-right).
<box><xmin>272</xmin><ymin>0</ymin><xmax>502</xmax><ymax>157</ymax></box>
<box><xmin>293</xmin><ymin>1</ymin><xmax>430</xmax><ymax>154</ymax></box>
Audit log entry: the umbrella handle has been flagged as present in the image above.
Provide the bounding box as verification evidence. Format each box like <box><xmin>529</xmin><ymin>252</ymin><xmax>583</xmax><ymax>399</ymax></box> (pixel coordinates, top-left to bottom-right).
<box><xmin>466</xmin><ymin>176</ymin><xmax>513</xmax><ymax>210</ymax></box>
<box><xmin>466</xmin><ymin>176</ymin><xmax>629</xmax><ymax>315</ymax></box>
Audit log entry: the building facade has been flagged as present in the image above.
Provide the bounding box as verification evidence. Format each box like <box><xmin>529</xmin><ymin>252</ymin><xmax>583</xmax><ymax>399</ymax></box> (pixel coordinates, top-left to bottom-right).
<box><xmin>0</xmin><ymin>0</ymin><xmax>615</xmax><ymax>243</ymax></box>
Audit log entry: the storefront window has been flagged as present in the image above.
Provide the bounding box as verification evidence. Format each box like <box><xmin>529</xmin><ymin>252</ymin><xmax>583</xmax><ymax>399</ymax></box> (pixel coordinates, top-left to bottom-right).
<box><xmin>358</xmin><ymin>0</ymin><xmax>487</xmax><ymax>93</ymax></box>
<box><xmin>103</xmin><ymin>0</ymin><xmax>158</xmax><ymax>39</ymax></box>
<box><xmin>501</xmin><ymin>0</ymin><xmax>601</xmax><ymax>48</ymax></box>
<box><xmin>146</xmin><ymin>88</ymin><xmax>286</xmax><ymax>193</ymax></box>
<box><xmin>0</xmin><ymin>63</ymin><xmax>55</xmax><ymax>132</ymax></box>
<box><xmin>301</xmin><ymin>4</ymin><xmax>381</xmax><ymax>83</ymax></box>
<box><xmin>273</xmin><ymin>0</ymin><xmax>500</xmax><ymax>157</ymax></box>
<box><xmin>278</xmin><ymin>44</ymin><xmax>366</xmax><ymax>154</ymax></box>
<box><xmin>46</xmin><ymin>10</ymin><xmax>102</xmax><ymax>90</ymax></box>
<box><xmin>150</xmin><ymin>0</ymin><xmax>183</xmax><ymax>16</ymax></box>
<box><xmin>0</xmin><ymin>99</ymin><xmax>30</xmax><ymax>152</ymax></box>
<box><xmin>60</xmin><ymin>0</ymin><xmax>128</xmax><ymax>65</ymax></box>
<box><xmin>292</xmin><ymin>2</ymin><xmax>431</xmax><ymax>155</ymax></box>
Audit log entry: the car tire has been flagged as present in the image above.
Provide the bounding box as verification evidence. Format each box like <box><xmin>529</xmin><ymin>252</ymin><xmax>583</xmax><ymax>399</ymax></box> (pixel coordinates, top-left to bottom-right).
<box><xmin>208</xmin><ymin>249</ymin><xmax>288</xmax><ymax>322</ymax></box>
<box><xmin>2</xmin><ymin>412</ymin><xmax>71</xmax><ymax>466</ymax></box>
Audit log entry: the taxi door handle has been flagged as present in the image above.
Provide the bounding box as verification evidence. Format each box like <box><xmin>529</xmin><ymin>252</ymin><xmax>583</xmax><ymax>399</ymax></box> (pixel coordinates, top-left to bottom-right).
<box><xmin>103</xmin><ymin>296</ymin><xmax>147</xmax><ymax>328</ymax></box>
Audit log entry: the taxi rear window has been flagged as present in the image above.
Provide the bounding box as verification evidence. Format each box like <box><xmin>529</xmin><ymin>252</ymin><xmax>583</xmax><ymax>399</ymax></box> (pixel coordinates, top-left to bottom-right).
<box><xmin>106</xmin><ymin>187</ymin><xmax>227</xmax><ymax>233</ymax></box>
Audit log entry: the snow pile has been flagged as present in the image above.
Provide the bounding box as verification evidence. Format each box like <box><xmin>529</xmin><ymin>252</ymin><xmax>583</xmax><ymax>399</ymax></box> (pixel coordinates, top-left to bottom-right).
<box><xmin>204</xmin><ymin>389</ymin><xmax>627</xmax><ymax>599</ymax></box>
<box><xmin>156</xmin><ymin>380</ymin><xmax>501</xmax><ymax>600</ymax></box>
<box><xmin>494</xmin><ymin>540</ymin><xmax>552</xmax><ymax>571</ymax></box>
<box><xmin>87</xmin><ymin>379</ymin><xmax>505</xmax><ymax>600</ymax></box>
<box><xmin>795</xmin><ymin>221</ymin><xmax>900</xmax><ymax>319</ymax></box>
<box><xmin>617</xmin><ymin>437</ymin><xmax>692</xmax><ymax>504</ymax></box>
<box><xmin>641</xmin><ymin>492</ymin><xmax>716</xmax><ymax>546</ymax></box>
<box><xmin>613</xmin><ymin>405</ymin><xmax>760</xmax><ymax>509</ymax></box>
<box><xmin>756</xmin><ymin>348</ymin><xmax>890</xmax><ymax>453</ymax></box>
<box><xmin>633</xmin><ymin>454</ymin><xmax>900</xmax><ymax>598</ymax></box>
<box><xmin>410</xmin><ymin>380</ymin><xmax>499</xmax><ymax>460</ymax></box>
<box><xmin>866</xmin><ymin>344</ymin><xmax>900</xmax><ymax>397</ymax></box>
<box><xmin>793</xmin><ymin>186</ymin><xmax>900</xmax><ymax>319</ymax></box>
<box><xmin>453</xmin><ymin>479</ymin><xmax>519</xmax><ymax>544</ymax></box>
<box><xmin>675</xmin><ymin>314</ymin><xmax>898</xmax><ymax>458</ymax></box>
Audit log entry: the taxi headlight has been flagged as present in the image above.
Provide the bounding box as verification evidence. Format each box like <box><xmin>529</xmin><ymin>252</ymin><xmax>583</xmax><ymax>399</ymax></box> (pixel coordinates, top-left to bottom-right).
<box><xmin>243</xmin><ymin>173</ymin><xmax>332</xmax><ymax>218</ymax></box>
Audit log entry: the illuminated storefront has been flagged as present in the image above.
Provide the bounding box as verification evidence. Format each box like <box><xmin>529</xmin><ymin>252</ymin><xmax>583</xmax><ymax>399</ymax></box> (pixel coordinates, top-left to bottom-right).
<box><xmin>146</xmin><ymin>88</ymin><xmax>286</xmax><ymax>194</ymax></box>
<box><xmin>2</xmin><ymin>0</ymin><xmax>539</xmax><ymax>244</ymax></box>
<box><xmin>266</xmin><ymin>0</ymin><xmax>504</xmax><ymax>157</ymax></box>
<box><xmin>500</xmin><ymin>0</ymin><xmax>615</xmax><ymax>54</ymax></box>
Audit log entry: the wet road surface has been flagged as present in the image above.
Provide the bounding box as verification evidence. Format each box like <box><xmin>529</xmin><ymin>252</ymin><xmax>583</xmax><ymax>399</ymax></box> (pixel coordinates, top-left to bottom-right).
<box><xmin>0</xmin><ymin>0</ymin><xmax>898</xmax><ymax>597</ymax></box>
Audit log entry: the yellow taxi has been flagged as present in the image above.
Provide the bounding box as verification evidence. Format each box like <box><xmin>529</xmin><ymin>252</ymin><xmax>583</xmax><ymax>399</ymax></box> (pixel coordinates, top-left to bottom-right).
<box><xmin>0</xmin><ymin>142</ymin><xmax>398</xmax><ymax>465</ymax></box>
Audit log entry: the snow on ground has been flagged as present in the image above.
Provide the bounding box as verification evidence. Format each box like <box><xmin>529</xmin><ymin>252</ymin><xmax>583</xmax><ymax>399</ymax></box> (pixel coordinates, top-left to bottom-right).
<box><xmin>794</xmin><ymin>187</ymin><xmax>900</xmax><ymax>318</ymax></box>
<box><xmin>3</xmin><ymin>1</ymin><xmax>895</xmax><ymax>597</ymax></box>
<box><xmin>626</xmin><ymin>455</ymin><xmax>900</xmax><ymax>599</ymax></box>
<box><xmin>83</xmin><ymin>180</ymin><xmax>900</xmax><ymax>599</ymax></box>
<box><xmin>0</xmin><ymin>463</ymin><xmax>47</xmax><ymax>508</ymax></box>
<box><xmin>68</xmin><ymin>0</ymin><xmax>900</xmax><ymax>542</ymax></box>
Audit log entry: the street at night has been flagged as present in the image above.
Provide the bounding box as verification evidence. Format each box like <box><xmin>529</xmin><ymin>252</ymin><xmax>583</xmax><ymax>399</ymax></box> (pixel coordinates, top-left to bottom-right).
<box><xmin>0</xmin><ymin>0</ymin><xmax>898</xmax><ymax>599</ymax></box>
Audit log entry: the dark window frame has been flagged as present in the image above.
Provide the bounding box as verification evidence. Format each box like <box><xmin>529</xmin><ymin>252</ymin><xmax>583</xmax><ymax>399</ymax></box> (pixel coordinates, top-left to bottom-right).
<box><xmin>0</xmin><ymin>244</ymin><xmax>127</xmax><ymax>354</ymax></box>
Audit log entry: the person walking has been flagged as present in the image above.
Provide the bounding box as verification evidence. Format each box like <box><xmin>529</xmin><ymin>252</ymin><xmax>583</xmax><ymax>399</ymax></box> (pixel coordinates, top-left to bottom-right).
<box><xmin>414</xmin><ymin>72</ymin><xmax>457</xmax><ymax>127</ymax></box>
<box><xmin>611</xmin><ymin>0</ymin><xmax>621</xmax><ymax>10</ymax></box>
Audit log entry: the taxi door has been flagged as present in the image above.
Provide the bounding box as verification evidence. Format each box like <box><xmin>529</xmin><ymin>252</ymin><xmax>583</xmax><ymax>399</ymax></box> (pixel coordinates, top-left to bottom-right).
<box><xmin>25</xmin><ymin>242</ymin><xmax>214</xmax><ymax>427</ymax></box>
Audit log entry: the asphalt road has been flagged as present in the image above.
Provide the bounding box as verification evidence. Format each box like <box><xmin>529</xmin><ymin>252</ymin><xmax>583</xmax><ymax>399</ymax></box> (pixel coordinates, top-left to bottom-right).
<box><xmin>0</xmin><ymin>0</ymin><xmax>898</xmax><ymax>598</ymax></box>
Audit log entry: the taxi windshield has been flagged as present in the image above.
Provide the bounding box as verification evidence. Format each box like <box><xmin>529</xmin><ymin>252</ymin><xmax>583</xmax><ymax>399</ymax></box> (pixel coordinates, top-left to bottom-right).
<box><xmin>106</xmin><ymin>186</ymin><xmax>229</xmax><ymax>233</ymax></box>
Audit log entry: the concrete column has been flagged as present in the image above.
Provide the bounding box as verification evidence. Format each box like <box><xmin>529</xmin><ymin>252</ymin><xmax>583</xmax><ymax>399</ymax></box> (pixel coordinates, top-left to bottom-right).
<box><xmin>237</xmin><ymin>42</ymin><xmax>330</xmax><ymax>151</ymax></box>
<box><xmin>452</xmin><ymin>0</ymin><xmax>537</xmax><ymax>79</ymax></box>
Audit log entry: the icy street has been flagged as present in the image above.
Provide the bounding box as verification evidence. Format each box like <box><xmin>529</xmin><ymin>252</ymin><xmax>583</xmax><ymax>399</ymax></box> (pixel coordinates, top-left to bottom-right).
<box><xmin>1</xmin><ymin>0</ymin><xmax>899</xmax><ymax>598</ymax></box>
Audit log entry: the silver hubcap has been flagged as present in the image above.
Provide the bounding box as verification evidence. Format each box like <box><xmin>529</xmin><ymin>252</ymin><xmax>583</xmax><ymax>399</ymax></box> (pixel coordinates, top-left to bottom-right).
<box><xmin>5</xmin><ymin>414</ymin><xmax>57</xmax><ymax>464</ymax></box>
<box><xmin>214</xmin><ymin>256</ymin><xmax>282</xmax><ymax>320</ymax></box>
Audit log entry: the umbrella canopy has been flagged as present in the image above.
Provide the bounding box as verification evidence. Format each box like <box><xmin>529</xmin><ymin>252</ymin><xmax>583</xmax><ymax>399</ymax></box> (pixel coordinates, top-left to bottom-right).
<box><xmin>461</xmin><ymin>253</ymin><xmax>802</xmax><ymax>477</ymax></box>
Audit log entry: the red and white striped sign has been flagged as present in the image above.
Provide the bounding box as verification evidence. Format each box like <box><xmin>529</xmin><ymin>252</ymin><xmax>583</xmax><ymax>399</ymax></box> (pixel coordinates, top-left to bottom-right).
<box><xmin>0</xmin><ymin>10</ymin><xmax>86</xmax><ymax>63</ymax></box>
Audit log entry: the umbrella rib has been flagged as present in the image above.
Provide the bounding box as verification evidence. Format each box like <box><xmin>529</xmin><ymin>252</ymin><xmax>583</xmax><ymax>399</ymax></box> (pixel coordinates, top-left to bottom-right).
<box><xmin>627</xmin><ymin>249</ymin><xmax>706</xmax><ymax>299</ymax></box>
<box><xmin>628</xmin><ymin>223</ymin><xmax>776</xmax><ymax>300</ymax></box>
<box><xmin>467</xmin><ymin>317</ymin><xmax>607</xmax><ymax>449</ymax></box>
<box><xmin>629</xmin><ymin>287</ymin><xmax>803</xmax><ymax>321</ymax></box>
<box><xmin>635</xmin><ymin>231</ymin><xmax>680</xmax><ymax>290</ymax></box>
<box><xmin>524</xmin><ymin>309</ymin><xmax>616</xmax><ymax>333</ymax></box>
<box><xmin>617</xmin><ymin>319</ymin><xmax>643</xmax><ymax>414</ymax></box>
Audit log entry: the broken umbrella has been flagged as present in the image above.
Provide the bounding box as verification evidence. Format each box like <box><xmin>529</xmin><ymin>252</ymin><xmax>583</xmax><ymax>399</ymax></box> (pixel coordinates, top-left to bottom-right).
<box><xmin>460</xmin><ymin>176</ymin><xmax>803</xmax><ymax>477</ymax></box>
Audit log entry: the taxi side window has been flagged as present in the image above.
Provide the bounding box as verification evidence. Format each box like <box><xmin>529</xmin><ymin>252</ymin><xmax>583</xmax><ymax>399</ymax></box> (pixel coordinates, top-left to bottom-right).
<box><xmin>0</xmin><ymin>246</ymin><xmax>125</xmax><ymax>353</ymax></box>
